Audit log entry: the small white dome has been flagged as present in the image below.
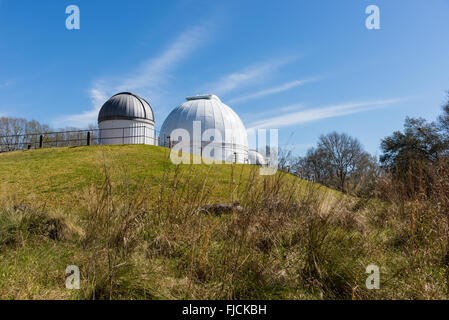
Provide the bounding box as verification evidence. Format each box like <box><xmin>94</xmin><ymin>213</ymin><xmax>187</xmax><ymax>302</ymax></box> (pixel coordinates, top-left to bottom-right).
<box><xmin>97</xmin><ymin>92</ymin><xmax>156</xmax><ymax>146</ymax></box>
<box><xmin>248</xmin><ymin>150</ymin><xmax>266</xmax><ymax>166</ymax></box>
<box><xmin>160</xmin><ymin>94</ymin><xmax>248</xmax><ymax>163</ymax></box>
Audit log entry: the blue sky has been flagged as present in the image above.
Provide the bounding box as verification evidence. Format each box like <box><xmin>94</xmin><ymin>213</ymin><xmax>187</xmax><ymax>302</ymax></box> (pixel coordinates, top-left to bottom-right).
<box><xmin>1</xmin><ymin>0</ymin><xmax>449</xmax><ymax>156</ymax></box>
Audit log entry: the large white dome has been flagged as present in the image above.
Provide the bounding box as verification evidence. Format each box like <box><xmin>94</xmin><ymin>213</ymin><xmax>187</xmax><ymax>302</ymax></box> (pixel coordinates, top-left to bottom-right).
<box><xmin>159</xmin><ymin>94</ymin><xmax>249</xmax><ymax>163</ymax></box>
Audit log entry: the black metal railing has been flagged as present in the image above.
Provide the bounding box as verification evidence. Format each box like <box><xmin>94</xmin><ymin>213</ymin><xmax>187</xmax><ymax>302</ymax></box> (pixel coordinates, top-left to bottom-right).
<box><xmin>0</xmin><ymin>127</ymin><xmax>263</xmax><ymax>166</ymax></box>
<box><xmin>0</xmin><ymin>126</ymin><xmax>169</xmax><ymax>153</ymax></box>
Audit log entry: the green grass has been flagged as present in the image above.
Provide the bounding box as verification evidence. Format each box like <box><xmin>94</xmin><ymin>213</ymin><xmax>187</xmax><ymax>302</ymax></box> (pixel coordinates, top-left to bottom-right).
<box><xmin>0</xmin><ymin>145</ymin><xmax>303</xmax><ymax>206</ymax></box>
<box><xmin>0</xmin><ymin>145</ymin><xmax>313</xmax><ymax>299</ymax></box>
<box><xmin>0</xmin><ymin>145</ymin><xmax>447</xmax><ymax>300</ymax></box>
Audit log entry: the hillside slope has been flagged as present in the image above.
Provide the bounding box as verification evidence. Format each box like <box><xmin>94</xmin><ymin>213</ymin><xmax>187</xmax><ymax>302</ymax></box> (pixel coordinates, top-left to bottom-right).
<box><xmin>0</xmin><ymin>145</ymin><xmax>445</xmax><ymax>300</ymax></box>
<box><xmin>0</xmin><ymin>145</ymin><xmax>270</xmax><ymax>206</ymax></box>
<box><xmin>0</xmin><ymin>145</ymin><xmax>323</xmax><ymax>299</ymax></box>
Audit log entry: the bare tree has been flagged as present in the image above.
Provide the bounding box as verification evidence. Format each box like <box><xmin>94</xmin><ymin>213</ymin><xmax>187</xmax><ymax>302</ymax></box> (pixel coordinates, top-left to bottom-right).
<box><xmin>0</xmin><ymin>117</ymin><xmax>27</xmax><ymax>151</ymax></box>
<box><xmin>293</xmin><ymin>147</ymin><xmax>329</xmax><ymax>184</ymax></box>
<box><xmin>293</xmin><ymin>132</ymin><xmax>378</xmax><ymax>195</ymax></box>
<box><xmin>0</xmin><ymin>117</ymin><xmax>51</xmax><ymax>151</ymax></box>
<box><xmin>317</xmin><ymin>132</ymin><xmax>366</xmax><ymax>193</ymax></box>
<box><xmin>438</xmin><ymin>93</ymin><xmax>449</xmax><ymax>147</ymax></box>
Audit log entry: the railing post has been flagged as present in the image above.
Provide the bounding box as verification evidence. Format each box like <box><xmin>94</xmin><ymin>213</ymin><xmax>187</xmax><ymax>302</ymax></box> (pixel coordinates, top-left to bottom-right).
<box><xmin>167</xmin><ymin>136</ymin><xmax>171</xmax><ymax>149</ymax></box>
<box><xmin>87</xmin><ymin>131</ymin><xmax>91</xmax><ymax>146</ymax></box>
<box><xmin>39</xmin><ymin>135</ymin><xmax>43</xmax><ymax>148</ymax></box>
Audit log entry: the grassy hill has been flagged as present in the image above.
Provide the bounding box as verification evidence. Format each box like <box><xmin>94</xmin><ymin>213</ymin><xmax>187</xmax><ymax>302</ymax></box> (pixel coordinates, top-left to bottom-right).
<box><xmin>0</xmin><ymin>145</ymin><xmax>263</xmax><ymax>205</ymax></box>
<box><xmin>0</xmin><ymin>145</ymin><xmax>446</xmax><ymax>299</ymax></box>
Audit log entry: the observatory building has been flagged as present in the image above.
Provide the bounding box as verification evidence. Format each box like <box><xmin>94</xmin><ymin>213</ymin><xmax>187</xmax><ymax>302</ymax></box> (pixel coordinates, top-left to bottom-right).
<box><xmin>159</xmin><ymin>94</ymin><xmax>249</xmax><ymax>163</ymax></box>
<box><xmin>98</xmin><ymin>92</ymin><xmax>156</xmax><ymax>145</ymax></box>
<box><xmin>97</xmin><ymin>92</ymin><xmax>258</xmax><ymax>165</ymax></box>
<box><xmin>248</xmin><ymin>149</ymin><xmax>266</xmax><ymax>166</ymax></box>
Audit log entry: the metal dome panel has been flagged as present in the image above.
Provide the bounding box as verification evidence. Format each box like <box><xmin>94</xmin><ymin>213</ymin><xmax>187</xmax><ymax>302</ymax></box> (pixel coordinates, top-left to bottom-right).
<box><xmin>98</xmin><ymin>92</ymin><xmax>154</xmax><ymax>123</ymax></box>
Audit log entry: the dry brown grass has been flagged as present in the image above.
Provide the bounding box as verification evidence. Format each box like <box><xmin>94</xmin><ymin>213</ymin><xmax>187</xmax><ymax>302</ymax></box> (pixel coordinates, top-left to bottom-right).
<box><xmin>1</xmin><ymin>148</ymin><xmax>449</xmax><ymax>299</ymax></box>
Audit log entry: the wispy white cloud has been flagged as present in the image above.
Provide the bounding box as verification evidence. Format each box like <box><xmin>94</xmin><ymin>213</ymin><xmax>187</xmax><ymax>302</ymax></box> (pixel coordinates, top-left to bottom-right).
<box><xmin>54</xmin><ymin>86</ymin><xmax>108</xmax><ymax>128</ymax></box>
<box><xmin>207</xmin><ymin>56</ymin><xmax>300</xmax><ymax>97</ymax></box>
<box><xmin>277</xmin><ymin>104</ymin><xmax>307</xmax><ymax>113</ymax></box>
<box><xmin>116</xmin><ymin>25</ymin><xmax>207</xmax><ymax>92</ymax></box>
<box><xmin>55</xmin><ymin>24</ymin><xmax>209</xmax><ymax>128</ymax></box>
<box><xmin>241</xmin><ymin>103</ymin><xmax>305</xmax><ymax>124</ymax></box>
<box><xmin>247</xmin><ymin>98</ymin><xmax>402</xmax><ymax>130</ymax></box>
<box><xmin>227</xmin><ymin>79</ymin><xmax>313</xmax><ymax>104</ymax></box>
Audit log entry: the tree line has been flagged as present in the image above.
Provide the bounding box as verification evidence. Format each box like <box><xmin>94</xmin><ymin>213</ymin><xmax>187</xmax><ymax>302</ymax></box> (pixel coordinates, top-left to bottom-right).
<box><xmin>282</xmin><ymin>93</ymin><xmax>449</xmax><ymax>198</ymax></box>
<box><xmin>0</xmin><ymin>117</ymin><xmax>96</xmax><ymax>152</ymax></box>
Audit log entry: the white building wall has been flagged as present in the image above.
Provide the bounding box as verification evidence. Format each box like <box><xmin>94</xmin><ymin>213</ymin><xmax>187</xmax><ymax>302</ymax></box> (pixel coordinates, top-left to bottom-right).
<box><xmin>170</xmin><ymin>140</ymin><xmax>248</xmax><ymax>164</ymax></box>
<box><xmin>98</xmin><ymin>119</ymin><xmax>156</xmax><ymax>145</ymax></box>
